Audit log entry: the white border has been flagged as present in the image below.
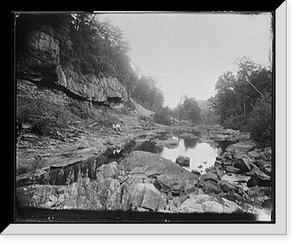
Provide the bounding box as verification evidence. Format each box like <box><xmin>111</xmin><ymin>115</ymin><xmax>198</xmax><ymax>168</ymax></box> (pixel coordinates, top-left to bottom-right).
<box><xmin>3</xmin><ymin>3</ymin><xmax>287</xmax><ymax>235</ymax></box>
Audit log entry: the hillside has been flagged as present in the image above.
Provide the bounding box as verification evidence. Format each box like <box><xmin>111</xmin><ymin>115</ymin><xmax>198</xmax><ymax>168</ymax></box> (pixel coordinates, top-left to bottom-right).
<box><xmin>15</xmin><ymin>13</ymin><xmax>161</xmax><ymax>176</ymax></box>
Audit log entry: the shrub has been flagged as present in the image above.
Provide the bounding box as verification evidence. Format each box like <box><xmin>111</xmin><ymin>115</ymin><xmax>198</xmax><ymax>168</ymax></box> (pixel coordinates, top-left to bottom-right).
<box><xmin>17</xmin><ymin>97</ymin><xmax>73</xmax><ymax>137</ymax></box>
<box><xmin>247</xmin><ymin>98</ymin><xmax>272</xmax><ymax>147</ymax></box>
<box><xmin>153</xmin><ymin>112</ymin><xmax>172</xmax><ymax>126</ymax></box>
<box><xmin>223</xmin><ymin>115</ymin><xmax>249</xmax><ymax>131</ymax></box>
<box><xmin>67</xmin><ymin>100</ymin><xmax>91</xmax><ymax>120</ymax></box>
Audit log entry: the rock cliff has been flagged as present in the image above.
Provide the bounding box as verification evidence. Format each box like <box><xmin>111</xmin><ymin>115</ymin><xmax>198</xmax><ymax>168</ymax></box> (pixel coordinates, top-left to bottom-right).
<box><xmin>17</xmin><ymin>24</ymin><xmax>128</xmax><ymax>105</ymax></box>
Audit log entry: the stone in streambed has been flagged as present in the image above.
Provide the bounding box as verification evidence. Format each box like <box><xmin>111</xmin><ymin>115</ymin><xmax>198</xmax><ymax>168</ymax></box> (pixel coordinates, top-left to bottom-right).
<box><xmin>175</xmin><ymin>155</ymin><xmax>190</xmax><ymax>167</ymax></box>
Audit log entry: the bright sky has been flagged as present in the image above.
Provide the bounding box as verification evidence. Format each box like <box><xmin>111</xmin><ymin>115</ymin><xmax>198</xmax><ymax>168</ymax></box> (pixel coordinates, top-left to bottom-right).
<box><xmin>99</xmin><ymin>12</ymin><xmax>272</xmax><ymax>108</ymax></box>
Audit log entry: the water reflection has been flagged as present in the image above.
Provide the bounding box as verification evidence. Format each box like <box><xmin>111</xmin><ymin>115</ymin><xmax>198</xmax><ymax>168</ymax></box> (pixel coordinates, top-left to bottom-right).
<box><xmin>159</xmin><ymin>137</ymin><xmax>222</xmax><ymax>173</ymax></box>
<box><xmin>183</xmin><ymin>137</ymin><xmax>198</xmax><ymax>149</ymax></box>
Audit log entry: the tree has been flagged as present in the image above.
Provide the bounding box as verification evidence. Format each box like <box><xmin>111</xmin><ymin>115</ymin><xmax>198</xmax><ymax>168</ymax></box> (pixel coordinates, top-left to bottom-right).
<box><xmin>133</xmin><ymin>76</ymin><xmax>164</xmax><ymax>111</ymax></box>
<box><xmin>247</xmin><ymin>94</ymin><xmax>272</xmax><ymax>146</ymax></box>
<box><xmin>211</xmin><ymin>58</ymin><xmax>272</xmax><ymax>146</ymax></box>
<box><xmin>16</xmin><ymin>14</ymin><xmax>165</xmax><ymax>122</ymax></box>
<box><xmin>182</xmin><ymin>97</ymin><xmax>201</xmax><ymax>124</ymax></box>
<box><xmin>172</xmin><ymin>97</ymin><xmax>201</xmax><ymax>125</ymax></box>
<box><xmin>153</xmin><ymin>106</ymin><xmax>172</xmax><ymax>125</ymax></box>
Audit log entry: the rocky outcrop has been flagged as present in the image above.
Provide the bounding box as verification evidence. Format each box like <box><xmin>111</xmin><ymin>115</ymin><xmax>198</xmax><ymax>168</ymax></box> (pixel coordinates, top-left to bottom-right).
<box><xmin>120</xmin><ymin>151</ymin><xmax>198</xmax><ymax>190</ymax></box>
<box><xmin>16</xmin><ymin>131</ymin><xmax>273</xmax><ymax>217</ymax></box>
<box><xmin>17</xmin><ymin>24</ymin><xmax>128</xmax><ymax>106</ymax></box>
<box><xmin>226</xmin><ymin>141</ymin><xmax>256</xmax><ymax>154</ymax></box>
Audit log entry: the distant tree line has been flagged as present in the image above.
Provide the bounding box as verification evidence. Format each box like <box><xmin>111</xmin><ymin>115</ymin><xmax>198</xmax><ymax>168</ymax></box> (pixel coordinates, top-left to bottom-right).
<box><xmin>16</xmin><ymin>13</ymin><xmax>164</xmax><ymax>111</ymax></box>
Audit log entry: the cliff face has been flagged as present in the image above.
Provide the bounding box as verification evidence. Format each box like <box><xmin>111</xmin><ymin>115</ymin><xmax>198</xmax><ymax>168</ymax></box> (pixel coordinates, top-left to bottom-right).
<box><xmin>17</xmin><ymin>24</ymin><xmax>128</xmax><ymax>105</ymax></box>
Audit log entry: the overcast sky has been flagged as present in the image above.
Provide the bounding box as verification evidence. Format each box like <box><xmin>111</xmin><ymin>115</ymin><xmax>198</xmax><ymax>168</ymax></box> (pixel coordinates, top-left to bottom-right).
<box><xmin>100</xmin><ymin>12</ymin><xmax>272</xmax><ymax>108</ymax></box>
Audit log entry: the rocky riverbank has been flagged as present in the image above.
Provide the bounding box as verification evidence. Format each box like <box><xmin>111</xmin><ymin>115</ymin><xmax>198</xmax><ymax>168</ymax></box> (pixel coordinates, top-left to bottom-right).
<box><xmin>16</xmin><ymin>126</ymin><xmax>273</xmax><ymax>221</ymax></box>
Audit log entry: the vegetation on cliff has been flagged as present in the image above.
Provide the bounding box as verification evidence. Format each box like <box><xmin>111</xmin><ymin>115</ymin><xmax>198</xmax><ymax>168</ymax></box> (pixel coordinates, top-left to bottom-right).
<box><xmin>16</xmin><ymin>14</ymin><xmax>272</xmax><ymax>147</ymax></box>
<box><xmin>16</xmin><ymin>13</ymin><xmax>165</xmax><ymax>112</ymax></box>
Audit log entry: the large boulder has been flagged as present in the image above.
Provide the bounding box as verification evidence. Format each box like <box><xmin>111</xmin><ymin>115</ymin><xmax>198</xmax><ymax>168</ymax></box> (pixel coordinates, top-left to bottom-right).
<box><xmin>130</xmin><ymin>183</ymin><xmax>164</xmax><ymax>211</ymax></box>
<box><xmin>177</xmin><ymin>192</ymin><xmax>240</xmax><ymax>213</ymax></box>
<box><xmin>198</xmin><ymin>180</ymin><xmax>222</xmax><ymax>194</ymax></box>
<box><xmin>225</xmin><ymin>166</ymin><xmax>241</xmax><ymax>174</ymax></box>
<box><xmin>120</xmin><ymin>151</ymin><xmax>198</xmax><ymax>190</ymax></box>
<box><xmin>234</xmin><ymin>154</ymin><xmax>253</xmax><ymax>172</ymax></box>
<box><xmin>226</xmin><ymin>141</ymin><xmax>256</xmax><ymax>154</ymax></box>
<box><xmin>96</xmin><ymin>161</ymin><xmax>119</xmax><ymax>180</ymax></box>
<box><xmin>16</xmin><ymin>177</ymin><xmax>126</xmax><ymax>211</ymax></box>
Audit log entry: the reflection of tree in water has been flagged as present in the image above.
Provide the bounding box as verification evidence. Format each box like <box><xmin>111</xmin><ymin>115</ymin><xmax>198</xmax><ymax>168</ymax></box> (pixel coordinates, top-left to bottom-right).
<box><xmin>183</xmin><ymin>137</ymin><xmax>198</xmax><ymax>149</ymax></box>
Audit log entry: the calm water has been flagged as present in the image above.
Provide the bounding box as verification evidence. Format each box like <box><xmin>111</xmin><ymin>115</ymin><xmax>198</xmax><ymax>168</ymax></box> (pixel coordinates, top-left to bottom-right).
<box><xmin>159</xmin><ymin>136</ymin><xmax>222</xmax><ymax>173</ymax></box>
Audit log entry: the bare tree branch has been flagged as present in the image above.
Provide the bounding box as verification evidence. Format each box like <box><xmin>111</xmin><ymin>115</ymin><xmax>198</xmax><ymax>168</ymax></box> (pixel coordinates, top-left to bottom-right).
<box><xmin>246</xmin><ymin>78</ymin><xmax>266</xmax><ymax>102</ymax></box>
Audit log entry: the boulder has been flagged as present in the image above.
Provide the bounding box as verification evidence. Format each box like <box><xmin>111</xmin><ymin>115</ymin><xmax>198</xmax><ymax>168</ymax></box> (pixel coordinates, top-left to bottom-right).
<box><xmin>119</xmin><ymin>151</ymin><xmax>198</xmax><ymax>190</ymax></box>
<box><xmin>198</xmin><ymin>180</ymin><xmax>222</xmax><ymax>194</ymax></box>
<box><xmin>221</xmin><ymin>174</ymin><xmax>251</xmax><ymax>189</ymax></box>
<box><xmin>247</xmin><ymin>169</ymin><xmax>271</xmax><ymax>187</ymax></box>
<box><xmin>178</xmin><ymin>194</ymin><xmax>240</xmax><ymax>214</ymax></box>
<box><xmin>191</xmin><ymin>169</ymin><xmax>201</xmax><ymax>177</ymax></box>
<box><xmin>234</xmin><ymin>154</ymin><xmax>252</xmax><ymax>172</ymax></box>
<box><xmin>177</xmin><ymin>193</ymin><xmax>212</xmax><ymax>213</ymax></box>
<box><xmin>129</xmin><ymin>183</ymin><xmax>164</xmax><ymax>211</ymax></box>
<box><xmin>97</xmin><ymin>178</ymin><xmax>123</xmax><ymax>210</ymax></box>
<box><xmin>223</xmin><ymin>191</ymin><xmax>247</xmax><ymax>204</ymax></box>
<box><xmin>225</xmin><ymin>166</ymin><xmax>241</xmax><ymax>174</ymax></box>
<box><xmin>248</xmin><ymin>150</ymin><xmax>262</xmax><ymax>160</ymax></box>
<box><xmin>205</xmin><ymin>166</ymin><xmax>225</xmax><ymax>179</ymax></box>
<box><xmin>219</xmin><ymin>180</ymin><xmax>239</xmax><ymax>193</ymax></box>
<box><xmin>226</xmin><ymin>141</ymin><xmax>256</xmax><ymax>154</ymax></box>
<box><xmin>221</xmin><ymin>198</ymin><xmax>242</xmax><ymax>213</ymax></box>
<box><xmin>201</xmin><ymin>201</ymin><xmax>224</xmax><ymax>213</ymax></box>
<box><xmin>97</xmin><ymin>161</ymin><xmax>119</xmax><ymax>180</ymax></box>
<box><xmin>175</xmin><ymin>155</ymin><xmax>190</xmax><ymax>167</ymax></box>
<box><xmin>200</xmin><ymin>172</ymin><xmax>219</xmax><ymax>183</ymax></box>
<box><xmin>16</xmin><ymin>178</ymin><xmax>126</xmax><ymax>211</ymax></box>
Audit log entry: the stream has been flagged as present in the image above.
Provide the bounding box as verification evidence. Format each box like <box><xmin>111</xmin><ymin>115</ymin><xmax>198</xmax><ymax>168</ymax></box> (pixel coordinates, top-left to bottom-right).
<box><xmin>159</xmin><ymin>136</ymin><xmax>222</xmax><ymax>173</ymax></box>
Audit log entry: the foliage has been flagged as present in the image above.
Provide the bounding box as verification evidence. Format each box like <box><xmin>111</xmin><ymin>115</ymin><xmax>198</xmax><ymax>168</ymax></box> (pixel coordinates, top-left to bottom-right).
<box><xmin>171</xmin><ymin>97</ymin><xmax>201</xmax><ymax>125</ymax></box>
<box><xmin>153</xmin><ymin>107</ymin><xmax>172</xmax><ymax>126</ymax></box>
<box><xmin>247</xmin><ymin>95</ymin><xmax>272</xmax><ymax>146</ymax></box>
<box><xmin>67</xmin><ymin>100</ymin><xmax>91</xmax><ymax>120</ymax></box>
<box><xmin>132</xmin><ymin>76</ymin><xmax>164</xmax><ymax>112</ymax></box>
<box><xmin>211</xmin><ymin>58</ymin><xmax>273</xmax><ymax>146</ymax></box>
<box><xmin>16</xmin><ymin>13</ymin><xmax>164</xmax><ymax>113</ymax></box>
<box><xmin>17</xmin><ymin>97</ymin><xmax>74</xmax><ymax>137</ymax></box>
<box><xmin>223</xmin><ymin>115</ymin><xmax>249</xmax><ymax>131</ymax></box>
